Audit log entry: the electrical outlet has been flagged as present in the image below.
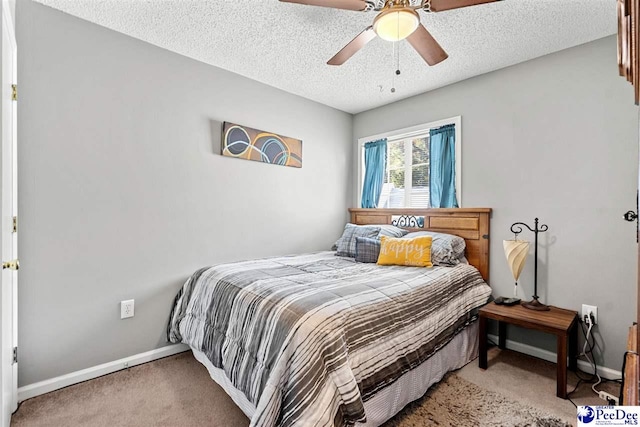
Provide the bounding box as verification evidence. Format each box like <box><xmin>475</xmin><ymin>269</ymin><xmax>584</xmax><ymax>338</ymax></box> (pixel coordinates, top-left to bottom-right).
<box><xmin>581</xmin><ymin>304</ymin><xmax>598</xmax><ymax>325</ymax></box>
<box><xmin>120</xmin><ymin>299</ymin><xmax>135</xmax><ymax>319</ymax></box>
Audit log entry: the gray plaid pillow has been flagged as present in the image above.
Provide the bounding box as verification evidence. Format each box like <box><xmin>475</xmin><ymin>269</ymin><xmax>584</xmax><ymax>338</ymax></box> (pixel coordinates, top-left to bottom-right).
<box><xmin>336</xmin><ymin>224</ymin><xmax>381</xmax><ymax>258</ymax></box>
<box><xmin>377</xmin><ymin>225</ymin><xmax>409</xmax><ymax>239</ymax></box>
<box><xmin>354</xmin><ymin>237</ymin><xmax>381</xmax><ymax>263</ymax></box>
<box><xmin>332</xmin><ymin>224</ymin><xmax>407</xmax><ymax>251</ymax></box>
<box><xmin>404</xmin><ymin>231</ymin><xmax>466</xmax><ymax>266</ymax></box>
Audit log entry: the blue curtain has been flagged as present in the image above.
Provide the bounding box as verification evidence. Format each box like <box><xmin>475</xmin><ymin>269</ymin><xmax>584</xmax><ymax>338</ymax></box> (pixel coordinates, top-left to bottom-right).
<box><xmin>361</xmin><ymin>139</ymin><xmax>387</xmax><ymax>208</ymax></box>
<box><xmin>429</xmin><ymin>124</ymin><xmax>459</xmax><ymax>208</ymax></box>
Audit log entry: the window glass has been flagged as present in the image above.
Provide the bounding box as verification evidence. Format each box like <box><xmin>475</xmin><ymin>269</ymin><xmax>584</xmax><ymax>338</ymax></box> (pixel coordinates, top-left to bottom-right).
<box><xmin>379</xmin><ymin>136</ymin><xmax>430</xmax><ymax>208</ymax></box>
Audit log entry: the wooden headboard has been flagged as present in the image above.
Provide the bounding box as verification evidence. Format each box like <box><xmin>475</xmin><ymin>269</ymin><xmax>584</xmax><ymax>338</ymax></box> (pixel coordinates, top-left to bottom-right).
<box><xmin>349</xmin><ymin>208</ymin><xmax>491</xmax><ymax>282</ymax></box>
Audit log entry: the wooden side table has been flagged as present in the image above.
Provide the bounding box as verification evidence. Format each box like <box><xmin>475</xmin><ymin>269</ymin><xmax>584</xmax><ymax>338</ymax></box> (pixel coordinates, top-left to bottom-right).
<box><xmin>478</xmin><ymin>303</ymin><xmax>579</xmax><ymax>399</ymax></box>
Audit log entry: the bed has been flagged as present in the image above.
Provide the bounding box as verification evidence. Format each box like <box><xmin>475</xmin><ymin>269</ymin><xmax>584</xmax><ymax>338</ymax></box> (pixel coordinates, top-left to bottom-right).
<box><xmin>168</xmin><ymin>208</ymin><xmax>492</xmax><ymax>427</ymax></box>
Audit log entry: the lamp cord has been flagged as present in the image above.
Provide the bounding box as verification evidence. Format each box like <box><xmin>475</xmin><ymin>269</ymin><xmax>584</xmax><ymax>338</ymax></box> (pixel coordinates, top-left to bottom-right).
<box><xmin>568</xmin><ymin>317</ymin><xmax>599</xmax><ymax>408</ymax></box>
<box><xmin>568</xmin><ymin>317</ymin><xmax>624</xmax><ymax>407</ymax></box>
<box><xmin>581</xmin><ymin>316</ymin><xmax>603</xmax><ymax>395</ymax></box>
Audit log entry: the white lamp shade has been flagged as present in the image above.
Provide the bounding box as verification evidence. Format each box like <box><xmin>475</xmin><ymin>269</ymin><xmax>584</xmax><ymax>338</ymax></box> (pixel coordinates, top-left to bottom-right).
<box><xmin>503</xmin><ymin>240</ymin><xmax>530</xmax><ymax>282</ymax></box>
<box><xmin>373</xmin><ymin>8</ymin><xmax>420</xmax><ymax>42</ymax></box>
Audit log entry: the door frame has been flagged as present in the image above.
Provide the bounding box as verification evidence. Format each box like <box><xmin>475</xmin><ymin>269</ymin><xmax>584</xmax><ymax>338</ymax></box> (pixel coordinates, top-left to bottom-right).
<box><xmin>1</xmin><ymin>0</ymin><xmax>17</xmax><ymax>423</ymax></box>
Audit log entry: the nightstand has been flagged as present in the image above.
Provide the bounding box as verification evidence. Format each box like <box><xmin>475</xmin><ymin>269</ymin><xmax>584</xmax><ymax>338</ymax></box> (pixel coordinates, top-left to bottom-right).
<box><xmin>478</xmin><ymin>303</ymin><xmax>579</xmax><ymax>399</ymax></box>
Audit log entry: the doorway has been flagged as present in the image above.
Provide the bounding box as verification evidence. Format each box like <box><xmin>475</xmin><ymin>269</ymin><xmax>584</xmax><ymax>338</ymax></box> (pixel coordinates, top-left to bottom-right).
<box><xmin>0</xmin><ymin>0</ymin><xmax>18</xmax><ymax>425</ymax></box>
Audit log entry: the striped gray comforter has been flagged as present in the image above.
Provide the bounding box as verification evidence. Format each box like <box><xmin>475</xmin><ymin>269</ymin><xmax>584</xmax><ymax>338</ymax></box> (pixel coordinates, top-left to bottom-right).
<box><xmin>168</xmin><ymin>251</ymin><xmax>491</xmax><ymax>427</ymax></box>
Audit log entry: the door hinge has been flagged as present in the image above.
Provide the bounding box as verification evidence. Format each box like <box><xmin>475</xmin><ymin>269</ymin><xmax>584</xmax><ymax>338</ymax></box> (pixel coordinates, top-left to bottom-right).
<box><xmin>2</xmin><ymin>259</ymin><xmax>19</xmax><ymax>271</ymax></box>
<box><xmin>12</xmin><ymin>216</ymin><xmax>17</xmax><ymax>233</ymax></box>
<box><xmin>11</xmin><ymin>84</ymin><xmax>16</xmax><ymax>101</ymax></box>
<box><xmin>12</xmin><ymin>347</ymin><xmax>17</xmax><ymax>364</ymax></box>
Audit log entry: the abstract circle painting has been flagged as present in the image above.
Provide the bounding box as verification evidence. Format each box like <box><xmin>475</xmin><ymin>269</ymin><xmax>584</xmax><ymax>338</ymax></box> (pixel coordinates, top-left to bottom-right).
<box><xmin>222</xmin><ymin>122</ymin><xmax>302</xmax><ymax>168</ymax></box>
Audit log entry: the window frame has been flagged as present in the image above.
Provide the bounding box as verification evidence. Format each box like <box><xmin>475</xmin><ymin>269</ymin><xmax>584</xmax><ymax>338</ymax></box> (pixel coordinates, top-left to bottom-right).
<box><xmin>357</xmin><ymin>116</ymin><xmax>462</xmax><ymax>208</ymax></box>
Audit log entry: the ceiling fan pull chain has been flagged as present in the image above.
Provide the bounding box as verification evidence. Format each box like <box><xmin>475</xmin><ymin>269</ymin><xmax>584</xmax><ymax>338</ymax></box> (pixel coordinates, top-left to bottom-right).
<box><xmin>395</xmin><ymin>13</ymin><xmax>401</xmax><ymax>75</ymax></box>
<box><xmin>397</xmin><ymin>34</ymin><xmax>401</xmax><ymax>75</ymax></box>
<box><xmin>391</xmin><ymin>41</ymin><xmax>397</xmax><ymax>93</ymax></box>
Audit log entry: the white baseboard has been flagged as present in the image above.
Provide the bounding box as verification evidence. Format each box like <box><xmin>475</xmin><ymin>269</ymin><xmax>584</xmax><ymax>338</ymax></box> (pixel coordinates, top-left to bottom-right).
<box><xmin>487</xmin><ymin>333</ymin><xmax>622</xmax><ymax>380</ymax></box>
<box><xmin>16</xmin><ymin>336</ymin><xmax>623</xmax><ymax>403</ymax></box>
<box><xmin>17</xmin><ymin>343</ymin><xmax>189</xmax><ymax>402</ymax></box>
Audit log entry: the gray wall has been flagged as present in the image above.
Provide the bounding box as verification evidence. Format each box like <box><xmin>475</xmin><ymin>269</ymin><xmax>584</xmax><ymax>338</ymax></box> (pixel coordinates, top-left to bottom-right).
<box><xmin>17</xmin><ymin>0</ymin><xmax>353</xmax><ymax>386</ymax></box>
<box><xmin>354</xmin><ymin>36</ymin><xmax>638</xmax><ymax>371</ymax></box>
<box><xmin>15</xmin><ymin>0</ymin><xmax>638</xmax><ymax>385</ymax></box>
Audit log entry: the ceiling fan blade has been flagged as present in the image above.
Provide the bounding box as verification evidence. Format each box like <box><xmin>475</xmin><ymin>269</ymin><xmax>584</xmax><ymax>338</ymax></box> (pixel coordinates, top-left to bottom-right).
<box><xmin>428</xmin><ymin>0</ymin><xmax>498</xmax><ymax>12</ymax></box>
<box><xmin>327</xmin><ymin>26</ymin><xmax>377</xmax><ymax>65</ymax></box>
<box><xmin>406</xmin><ymin>24</ymin><xmax>448</xmax><ymax>66</ymax></box>
<box><xmin>279</xmin><ymin>0</ymin><xmax>369</xmax><ymax>11</ymax></box>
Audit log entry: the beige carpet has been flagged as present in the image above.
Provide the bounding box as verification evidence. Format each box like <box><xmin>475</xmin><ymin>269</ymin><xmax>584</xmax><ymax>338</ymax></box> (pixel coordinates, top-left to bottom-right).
<box><xmin>458</xmin><ymin>347</ymin><xmax>619</xmax><ymax>424</ymax></box>
<box><xmin>12</xmin><ymin>348</ymin><xmax>619</xmax><ymax>427</ymax></box>
<box><xmin>12</xmin><ymin>352</ymin><xmax>249</xmax><ymax>427</ymax></box>
<box><xmin>383</xmin><ymin>374</ymin><xmax>571</xmax><ymax>427</ymax></box>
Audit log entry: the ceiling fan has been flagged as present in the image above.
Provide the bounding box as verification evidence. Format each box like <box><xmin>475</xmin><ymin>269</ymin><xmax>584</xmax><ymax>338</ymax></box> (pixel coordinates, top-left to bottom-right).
<box><xmin>280</xmin><ymin>0</ymin><xmax>499</xmax><ymax>66</ymax></box>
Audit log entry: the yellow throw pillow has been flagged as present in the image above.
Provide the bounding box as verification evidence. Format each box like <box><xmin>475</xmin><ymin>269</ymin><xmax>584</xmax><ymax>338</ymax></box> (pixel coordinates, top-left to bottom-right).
<box><xmin>377</xmin><ymin>235</ymin><xmax>433</xmax><ymax>268</ymax></box>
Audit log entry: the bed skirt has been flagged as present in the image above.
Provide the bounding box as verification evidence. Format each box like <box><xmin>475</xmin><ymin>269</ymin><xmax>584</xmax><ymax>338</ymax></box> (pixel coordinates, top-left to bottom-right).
<box><xmin>190</xmin><ymin>320</ymin><xmax>479</xmax><ymax>427</ymax></box>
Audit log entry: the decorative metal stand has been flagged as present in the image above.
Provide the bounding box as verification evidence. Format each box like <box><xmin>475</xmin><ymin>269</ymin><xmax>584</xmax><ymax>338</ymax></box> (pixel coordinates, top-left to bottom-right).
<box><xmin>391</xmin><ymin>215</ymin><xmax>425</xmax><ymax>229</ymax></box>
<box><xmin>510</xmin><ymin>218</ymin><xmax>549</xmax><ymax>311</ymax></box>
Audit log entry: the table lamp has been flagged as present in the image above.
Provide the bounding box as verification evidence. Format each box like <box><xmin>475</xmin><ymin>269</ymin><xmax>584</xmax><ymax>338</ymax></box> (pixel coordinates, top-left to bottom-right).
<box><xmin>503</xmin><ymin>239</ymin><xmax>530</xmax><ymax>299</ymax></box>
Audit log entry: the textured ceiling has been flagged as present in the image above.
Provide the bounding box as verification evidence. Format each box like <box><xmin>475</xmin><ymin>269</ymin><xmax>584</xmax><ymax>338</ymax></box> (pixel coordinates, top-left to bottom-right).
<box><xmin>34</xmin><ymin>0</ymin><xmax>616</xmax><ymax>114</ymax></box>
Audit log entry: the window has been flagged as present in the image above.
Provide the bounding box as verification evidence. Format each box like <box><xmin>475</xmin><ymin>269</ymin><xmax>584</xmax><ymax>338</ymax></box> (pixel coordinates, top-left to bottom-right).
<box><xmin>379</xmin><ymin>135</ymin><xmax>430</xmax><ymax>208</ymax></box>
<box><xmin>358</xmin><ymin>117</ymin><xmax>461</xmax><ymax>208</ymax></box>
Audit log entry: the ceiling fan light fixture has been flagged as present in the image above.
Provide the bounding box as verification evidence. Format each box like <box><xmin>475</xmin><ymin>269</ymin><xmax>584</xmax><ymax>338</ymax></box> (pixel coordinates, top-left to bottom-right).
<box><xmin>373</xmin><ymin>7</ymin><xmax>419</xmax><ymax>42</ymax></box>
